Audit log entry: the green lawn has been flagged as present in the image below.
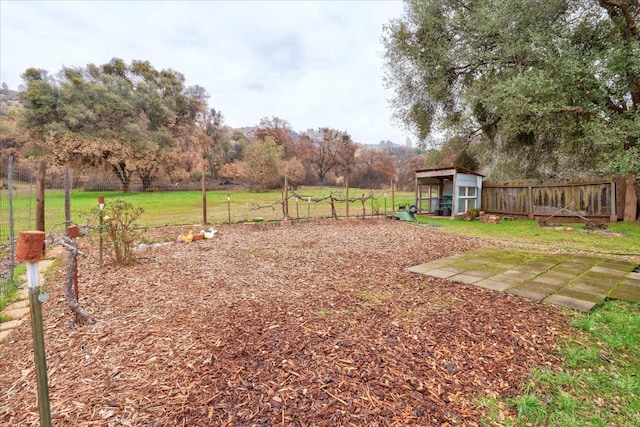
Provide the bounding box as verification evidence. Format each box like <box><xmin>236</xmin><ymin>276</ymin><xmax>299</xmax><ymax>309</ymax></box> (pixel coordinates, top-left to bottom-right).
<box><xmin>416</xmin><ymin>216</ymin><xmax>640</xmax><ymax>259</ymax></box>
<box><xmin>1</xmin><ymin>187</ymin><xmax>417</xmax><ymax>240</ymax></box>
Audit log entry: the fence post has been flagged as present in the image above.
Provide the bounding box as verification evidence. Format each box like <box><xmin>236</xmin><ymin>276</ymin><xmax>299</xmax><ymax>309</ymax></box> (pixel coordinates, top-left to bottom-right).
<box><xmin>16</xmin><ymin>230</ymin><xmax>52</xmax><ymax>427</ymax></box>
<box><xmin>391</xmin><ymin>180</ymin><xmax>395</xmax><ymax>215</ymax></box>
<box><xmin>98</xmin><ymin>195</ymin><xmax>105</xmax><ymax>268</ymax></box>
<box><xmin>345</xmin><ymin>177</ymin><xmax>350</xmax><ymax>218</ymax></box>
<box><xmin>64</xmin><ymin>166</ymin><xmax>73</xmax><ymax>230</ymax></box>
<box><xmin>528</xmin><ymin>186</ymin><xmax>534</xmax><ymax>220</ymax></box>
<box><xmin>609</xmin><ymin>180</ymin><xmax>616</xmax><ymax>222</ymax></box>
<box><xmin>36</xmin><ymin>161</ymin><xmax>46</xmax><ymax>235</ymax></box>
<box><xmin>370</xmin><ymin>192</ymin><xmax>374</xmax><ymax>218</ymax></box>
<box><xmin>8</xmin><ymin>155</ymin><xmax>15</xmax><ymax>282</ymax></box>
<box><xmin>202</xmin><ymin>170</ymin><xmax>207</xmax><ymax>225</ymax></box>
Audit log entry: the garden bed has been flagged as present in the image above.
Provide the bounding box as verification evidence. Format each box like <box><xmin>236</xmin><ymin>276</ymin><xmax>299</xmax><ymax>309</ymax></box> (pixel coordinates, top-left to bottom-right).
<box><xmin>0</xmin><ymin>220</ymin><xmax>571</xmax><ymax>426</ymax></box>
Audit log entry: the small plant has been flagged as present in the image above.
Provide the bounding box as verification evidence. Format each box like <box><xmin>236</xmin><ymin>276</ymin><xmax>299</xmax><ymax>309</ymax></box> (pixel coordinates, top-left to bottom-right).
<box><xmin>467</xmin><ymin>208</ymin><xmax>481</xmax><ymax>217</ymax></box>
<box><xmin>510</xmin><ymin>394</ymin><xmax>547</xmax><ymax>424</ymax></box>
<box><xmin>88</xmin><ymin>198</ymin><xmax>145</xmax><ymax>266</ymax></box>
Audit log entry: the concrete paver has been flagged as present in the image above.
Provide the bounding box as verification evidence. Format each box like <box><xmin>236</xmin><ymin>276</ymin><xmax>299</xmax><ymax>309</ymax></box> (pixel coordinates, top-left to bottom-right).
<box><xmin>0</xmin><ymin>319</ymin><xmax>23</xmax><ymax>331</ymax></box>
<box><xmin>591</xmin><ymin>266</ymin><xmax>629</xmax><ymax>277</ymax></box>
<box><xmin>474</xmin><ymin>279</ymin><xmax>513</xmax><ymax>292</ymax></box>
<box><xmin>409</xmin><ymin>247</ymin><xmax>640</xmax><ymax>312</ymax></box>
<box><xmin>506</xmin><ymin>287</ymin><xmax>549</xmax><ymax>302</ymax></box>
<box><xmin>425</xmin><ymin>269</ymin><xmax>460</xmax><ymax>278</ymax></box>
<box><xmin>3</xmin><ymin>306</ymin><xmax>30</xmax><ymax>320</ymax></box>
<box><xmin>0</xmin><ymin>329</ymin><xmax>12</xmax><ymax>342</ymax></box>
<box><xmin>0</xmin><ymin>249</ymin><xmax>63</xmax><ymax>344</ymax></box>
<box><xmin>449</xmin><ymin>273</ymin><xmax>485</xmax><ymax>284</ymax></box>
<box><xmin>545</xmin><ymin>294</ymin><xmax>598</xmax><ymax>312</ymax></box>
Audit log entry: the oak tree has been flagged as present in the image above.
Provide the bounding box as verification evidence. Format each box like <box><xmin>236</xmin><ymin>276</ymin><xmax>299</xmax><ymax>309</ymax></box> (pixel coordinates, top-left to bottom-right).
<box><xmin>19</xmin><ymin>58</ymin><xmax>203</xmax><ymax>192</ymax></box>
<box><xmin>383</xmin><ymin>0</ymin><xmax>639</xmax><ymax>185</ymax></box>
<box><xmin>236</xmin><ymin>136</ymin><xmax>284</xmax><ymax>192</ymax></box>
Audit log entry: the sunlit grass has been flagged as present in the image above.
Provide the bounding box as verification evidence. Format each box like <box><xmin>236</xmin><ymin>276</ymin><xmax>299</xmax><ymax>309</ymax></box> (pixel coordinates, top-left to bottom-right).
<box><xmin>1</xmin><ymin>187</ymin><xmax>416</xmax><ymax>240</ymax></box>
<box><xmin>479</xmin><ymin>300</ymin><xmax>640</xmax><ymax>426</ymax></box>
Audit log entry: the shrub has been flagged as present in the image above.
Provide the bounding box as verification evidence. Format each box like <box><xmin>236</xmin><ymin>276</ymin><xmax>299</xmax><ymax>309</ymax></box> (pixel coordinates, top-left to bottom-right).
<box><xmin>87</xmin><ymin>199</ymin><xmax>144</xmax><ymax>266</ymax></box>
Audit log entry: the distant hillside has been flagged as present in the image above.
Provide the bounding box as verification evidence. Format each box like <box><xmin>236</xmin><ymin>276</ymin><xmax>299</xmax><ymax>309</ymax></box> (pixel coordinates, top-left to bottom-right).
<box><xmin>0</xmin><ymin>88</ymin><xmax>21</xmax><ymax>116</ymax></box>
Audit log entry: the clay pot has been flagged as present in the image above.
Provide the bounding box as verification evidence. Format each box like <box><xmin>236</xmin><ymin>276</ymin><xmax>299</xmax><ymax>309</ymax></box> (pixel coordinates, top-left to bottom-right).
<box><xmin>67</xmin><ymin>225</ymin><xmax>80</xmax><ymax>238</ymax></box>
<box><xmin>15</xmin><ymin>230</ymin><xmax>46</xmax><ymax>262</ymax></box>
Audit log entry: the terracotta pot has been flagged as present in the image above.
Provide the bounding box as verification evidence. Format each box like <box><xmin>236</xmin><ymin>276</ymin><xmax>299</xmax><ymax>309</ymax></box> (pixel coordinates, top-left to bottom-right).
<box><xmin>15</xmin><ymin>230</ymin><xmax>46</xmax><ymax>262</ymax></box>
<box><xmin>67</xmin><ymin>225</ymin><xmax>80</xmax><ymax>238</ymax></box>
<box><xmin>192</xmin><ymin>233</ymin><xmax>204</xmax><ymax>241</ymax></box>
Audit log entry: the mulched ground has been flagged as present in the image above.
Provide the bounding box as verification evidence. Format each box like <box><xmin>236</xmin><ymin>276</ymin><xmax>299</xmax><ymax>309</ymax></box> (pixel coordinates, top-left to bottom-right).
<box><xmin>0</xmin><ymin>219</ymin><xmax>572</xmax><ymax>426</ymax></box>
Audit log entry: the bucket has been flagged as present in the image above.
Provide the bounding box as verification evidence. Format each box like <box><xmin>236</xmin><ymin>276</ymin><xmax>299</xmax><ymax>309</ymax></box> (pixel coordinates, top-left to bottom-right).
<box><xmin>443</xmin><ymin>207</ymin><xmax>451</xmax><ymax>216</ymax></box>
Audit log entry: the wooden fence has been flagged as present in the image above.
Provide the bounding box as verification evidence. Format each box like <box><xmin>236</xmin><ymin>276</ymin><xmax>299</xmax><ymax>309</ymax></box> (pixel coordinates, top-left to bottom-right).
<box><xmin>481</xmin><ymin>177</ymin><xmax>616</xmax><ymax>221</ymax></box>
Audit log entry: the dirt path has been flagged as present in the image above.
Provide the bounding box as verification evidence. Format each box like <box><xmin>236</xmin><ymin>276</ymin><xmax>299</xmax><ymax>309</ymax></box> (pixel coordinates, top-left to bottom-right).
<box><xmin>0</xmin><ymin>220</ymin><xmax>572</xmax><ymax>426</ymax></box>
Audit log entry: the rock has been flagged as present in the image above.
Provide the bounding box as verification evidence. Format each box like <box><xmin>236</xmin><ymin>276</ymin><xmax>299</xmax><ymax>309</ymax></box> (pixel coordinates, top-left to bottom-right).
<box><xmin>479</xmin><ymin>213</ymin><xmax>501</xmax><ymax>224</ymax></box>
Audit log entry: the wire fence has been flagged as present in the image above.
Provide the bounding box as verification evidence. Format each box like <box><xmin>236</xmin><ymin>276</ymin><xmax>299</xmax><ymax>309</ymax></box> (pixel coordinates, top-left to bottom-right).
<box><xmin>0</xmin><ymin>156</ymin><xmax>416</xmax><ymax>298</ymax></box>
<box><xmin>1</xmin><ymin>156</ymin><xmax>37</xmax><ymax>294</ymax></box>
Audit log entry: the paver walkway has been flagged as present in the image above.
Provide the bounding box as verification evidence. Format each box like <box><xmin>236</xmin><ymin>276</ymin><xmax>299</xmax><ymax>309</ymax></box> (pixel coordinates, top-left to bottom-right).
<box><xmin>0</xmin><ymin>250</ymin><xmax>64</xmax><ymax>344</ymax></box>
<box><xmin>409</xmin><ymin>247</ymin><xmax>640</xmax><ymax>312</ymax></box>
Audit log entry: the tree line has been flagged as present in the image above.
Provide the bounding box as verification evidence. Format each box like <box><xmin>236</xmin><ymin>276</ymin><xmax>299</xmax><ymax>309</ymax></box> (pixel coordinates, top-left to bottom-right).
<box><xmin>0</xmin><ymin>59</ymin><xmax>424</xmax><ymax>192</ymax></box>
<box><xmin>1</xmin><ymin>0</ymin><xmax>637</xmax><ymax>219</ymax></box>
<box><xmin>382</xmin><ymin>0</ymin><xmax>639</xmax><ymax>219</ymax></box>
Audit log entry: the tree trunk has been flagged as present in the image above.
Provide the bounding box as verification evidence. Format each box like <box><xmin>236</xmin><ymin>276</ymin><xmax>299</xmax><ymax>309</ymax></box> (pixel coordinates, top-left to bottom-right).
<box><xmin>623</xmin><ymin>172</ymin><xmax>638</xmax><ymax>222</ymax></box>
<box><xmin>112</xmin><ymin>162</ymin><xmax>132</xmax><ymax>193</ymax></box>
<box><xmin>36</xmin><ymin>160</ymin><xmax>46</xmax><ymax>233</ymax></box>
<box><xmin>140</xmin><ymin>172</ymin><xmax>154</xmax><ymax>192</ymax></box>
<box><xmin>329</xmin><ymin>193</ymin><xmax>339</xmax><ymax>220</ymax></box>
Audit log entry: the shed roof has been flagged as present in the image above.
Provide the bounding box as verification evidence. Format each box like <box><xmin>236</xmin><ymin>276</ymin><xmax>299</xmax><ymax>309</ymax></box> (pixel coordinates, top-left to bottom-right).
<box><xmin>415</xmin><ymin>166</ymin><xmax>484</xmax><ymax>178</ymax></box>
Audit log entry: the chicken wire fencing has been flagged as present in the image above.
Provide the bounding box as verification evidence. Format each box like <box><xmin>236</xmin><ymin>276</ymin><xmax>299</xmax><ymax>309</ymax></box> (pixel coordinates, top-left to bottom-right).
<box><xmin>0</xmin><ymin>154</ymin><xmax>413</xmax><ymax>299</ymax></box>
<box><xmin>1</xmin><ymin>155</ymin><xmax>38</xmax><ymax>296</ymax></box>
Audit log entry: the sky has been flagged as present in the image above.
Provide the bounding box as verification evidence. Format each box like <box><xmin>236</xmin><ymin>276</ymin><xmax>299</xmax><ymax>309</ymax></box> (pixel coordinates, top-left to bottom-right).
<box><xmin>0</xmin><ymin>0</ymin><xmax>413</xmax><ymax>146</ymax></box>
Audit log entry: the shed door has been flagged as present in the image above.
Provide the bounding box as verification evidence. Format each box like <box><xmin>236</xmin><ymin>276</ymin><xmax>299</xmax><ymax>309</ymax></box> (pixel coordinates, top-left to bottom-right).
<box><xmin>419</xmin><ymin>184</ymin><xmax>440</xmax><ymax>213</ymax></box>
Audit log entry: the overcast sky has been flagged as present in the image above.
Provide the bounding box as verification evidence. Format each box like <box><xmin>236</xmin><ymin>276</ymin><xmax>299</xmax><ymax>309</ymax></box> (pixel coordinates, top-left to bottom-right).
<box><xmin>0</xmin><ymin>0</ymin><xmax>413</xmax><ymax>146</ymax></box>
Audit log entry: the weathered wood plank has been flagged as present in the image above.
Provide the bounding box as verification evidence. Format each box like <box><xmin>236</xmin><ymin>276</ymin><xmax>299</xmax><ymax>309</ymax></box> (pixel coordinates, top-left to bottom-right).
<box><xmin>481</xmin><ymin>178</ymin><xmax>613</xmax><ymax>220</ymax></box>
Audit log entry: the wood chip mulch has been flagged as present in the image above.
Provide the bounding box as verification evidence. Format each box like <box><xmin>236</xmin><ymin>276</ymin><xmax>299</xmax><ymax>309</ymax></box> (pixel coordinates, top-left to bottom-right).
<box><xmin>0</xmin><ymin>219</ymin><xmax>572</xmax><ymax>426</ymax></box>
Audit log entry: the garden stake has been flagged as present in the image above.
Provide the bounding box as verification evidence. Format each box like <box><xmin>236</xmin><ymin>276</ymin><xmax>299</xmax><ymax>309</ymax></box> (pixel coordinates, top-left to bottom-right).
<box><xmin>384</xmin><ymin>193</ymin><xmax>387</xmax><ymax>220</ymax></box>
<box><xmin>370</xmin><ymin>192</ymin><xmax>374</xmax><ymax>218</ymax></box>
<box><xmin>227</xmin><ymin>193</ymin><xmax>231</xmax><ymax>224</ymax></box>
<box><xmin>307</xmin><ymin>197</ymin><xmax>311</xmax><ymax>220</ymax></box>
<box><xmin>67</xmin><ymin>225</ymin><xmax>81</xmax><ymax>324</ymax></box>
<box><xmin>98</xmin><ymin>195</ymin><xmax>104</xmax><ymax>268</ymax></box>
<box><xmin>16</xmin><ymin>230</ymin><xmax>52</xmax><ymax>427</ymax></box>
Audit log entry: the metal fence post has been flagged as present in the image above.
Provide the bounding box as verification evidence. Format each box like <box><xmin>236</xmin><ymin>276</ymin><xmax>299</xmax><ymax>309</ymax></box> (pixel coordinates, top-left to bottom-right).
<box><xmin>8</xmin><ymin>155</ymin><xmax>15</xmax><ymax>282</ymax></box>
<box><xmin>16</xmin><ymin>230</ymin><xmax>52</xmax><ymax>427</ymax></box>
<box><xmin>98</xmin><ymin>195</ymin><xmax>104</xmax><ymax>268</ymax></box>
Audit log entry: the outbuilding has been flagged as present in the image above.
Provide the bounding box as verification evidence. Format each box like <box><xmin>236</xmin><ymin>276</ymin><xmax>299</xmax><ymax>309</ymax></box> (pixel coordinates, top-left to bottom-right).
<box><xmin>415</xmin><ymin>166</ymin><xmax>484</xmax><ymax>217</ymax></box>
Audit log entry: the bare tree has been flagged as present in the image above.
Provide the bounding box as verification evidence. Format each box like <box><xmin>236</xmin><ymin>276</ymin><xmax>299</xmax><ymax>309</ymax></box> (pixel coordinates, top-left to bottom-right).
<box><xmin>300</xmin><ymin>128</ymin><xmax>356</xmax><ymax>184</ymax></box>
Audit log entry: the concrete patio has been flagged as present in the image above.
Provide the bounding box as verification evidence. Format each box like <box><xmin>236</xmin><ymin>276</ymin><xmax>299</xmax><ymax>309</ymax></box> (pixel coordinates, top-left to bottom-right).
<box><xmin>409</xmin><ymin>247</ymin><xmax>640</xmax><ymax>312</ymax></box>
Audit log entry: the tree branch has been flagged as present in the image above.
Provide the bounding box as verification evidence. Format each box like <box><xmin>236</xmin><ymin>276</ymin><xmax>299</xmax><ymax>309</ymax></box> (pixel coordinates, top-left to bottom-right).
<box><xmin>598</xmin><ymin>0</ymin><xmax>640</xmax><ymax>39</ymax></box>
<box><xmin>561</xmin><ymin>105</ymin><xmax>593</xmax><ymax>119</ymax></box>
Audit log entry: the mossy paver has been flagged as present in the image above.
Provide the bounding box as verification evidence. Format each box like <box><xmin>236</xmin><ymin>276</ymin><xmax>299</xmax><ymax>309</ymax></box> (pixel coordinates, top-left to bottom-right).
<box><xmin>474</xmin><ymin>278</ymin><xmax>512</xmax><ymax>292</ymax></box>
<box><xmin>409</xmin><ymin>247</ymin><xmax>640</xmax><ymax>312</ymax></box>
<box><xmin>0</xmin><ymin>251</ymin><xmax>63</xmax><ymax>345</ymax></box>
